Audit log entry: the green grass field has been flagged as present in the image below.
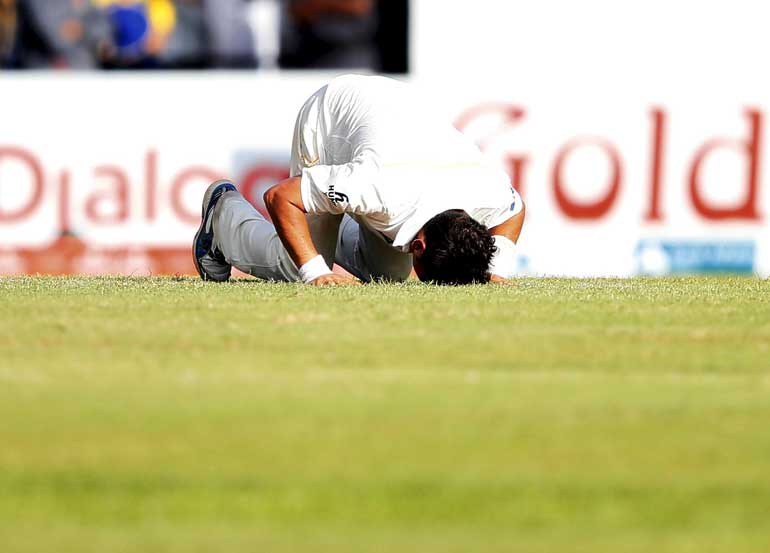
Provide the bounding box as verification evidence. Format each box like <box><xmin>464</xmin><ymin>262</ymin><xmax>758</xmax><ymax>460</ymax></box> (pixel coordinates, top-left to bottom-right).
<box><xmin>1</xmin><ymin>276</ymin><xmax>769</xmax><ymax>552</ymax></box>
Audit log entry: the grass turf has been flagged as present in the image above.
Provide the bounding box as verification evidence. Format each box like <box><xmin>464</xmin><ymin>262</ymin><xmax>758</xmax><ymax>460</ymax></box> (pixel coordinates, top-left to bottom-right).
<box><xmin>0</xmin><ymin>276</ymin><xmax>769</xmax><ymax>552</ymax></box>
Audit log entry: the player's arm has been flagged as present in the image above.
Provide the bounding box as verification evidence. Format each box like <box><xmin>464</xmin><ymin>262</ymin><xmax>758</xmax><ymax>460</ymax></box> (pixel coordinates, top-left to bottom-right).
<box><xmin>489</xmin><ymin>202</ymin><xmax>525</xmax><ymax>243</ymax></box>
<box><xmin>487</xmin><ymin>202</ymin><xmax>526</xmax><ymax>284</ymax></box>
<box><xmin>267</xmin><ymin>151</ymin><xmax>383</xmax><ymax>286</ymax></box>
<box><xmin>263</xmin><ymin>177</ymin><xmax>359</xmax><ymax>286</ymax></box>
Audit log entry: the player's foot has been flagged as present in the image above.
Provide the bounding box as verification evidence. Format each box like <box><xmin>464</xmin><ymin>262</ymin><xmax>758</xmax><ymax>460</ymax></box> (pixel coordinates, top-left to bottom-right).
<box><xmin>193</xmin><ymin>179</ymin><xmax>237</xmax><ymax>282</ymax></box>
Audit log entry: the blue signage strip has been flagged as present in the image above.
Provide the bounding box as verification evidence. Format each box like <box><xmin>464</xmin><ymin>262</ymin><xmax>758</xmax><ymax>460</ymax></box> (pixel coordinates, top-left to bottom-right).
<box><xmin>635</xmin><ymin>240</ymin><xmax>755</xmax><ymax>276</ymax></box>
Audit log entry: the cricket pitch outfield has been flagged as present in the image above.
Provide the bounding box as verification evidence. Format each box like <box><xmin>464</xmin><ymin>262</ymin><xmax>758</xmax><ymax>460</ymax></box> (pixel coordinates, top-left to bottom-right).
<box><xmin>1</xmin><ymin>277</ymin><xmax>769</xmax><ymax>552</ymax></box>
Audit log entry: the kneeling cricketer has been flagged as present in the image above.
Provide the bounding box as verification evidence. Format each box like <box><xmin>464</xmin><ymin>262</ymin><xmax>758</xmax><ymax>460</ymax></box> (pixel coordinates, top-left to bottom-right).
<box><xmin>193</xmin><ymin>74</ymin><xmax>525</xmax><ymax>286</ymax></box>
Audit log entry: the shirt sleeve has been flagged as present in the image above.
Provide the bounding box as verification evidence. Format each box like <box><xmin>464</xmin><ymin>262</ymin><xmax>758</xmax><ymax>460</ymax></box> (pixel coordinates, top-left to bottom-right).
<box><xmin>300</xmin><ymin>156</ymin><xmax>387</xmax><ymax>216</ymax></box>
<box><xmin>489</xmin><ymin>235</ymin><xmax>519</xmax><ymax>278</ymax></box>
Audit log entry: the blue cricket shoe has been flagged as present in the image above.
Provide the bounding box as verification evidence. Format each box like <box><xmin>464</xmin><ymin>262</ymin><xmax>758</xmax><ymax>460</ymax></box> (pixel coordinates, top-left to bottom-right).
<box><xmin>192</xmin><ymin>180</ymin><xmax>237</xmax><ymax>282</ymax></box>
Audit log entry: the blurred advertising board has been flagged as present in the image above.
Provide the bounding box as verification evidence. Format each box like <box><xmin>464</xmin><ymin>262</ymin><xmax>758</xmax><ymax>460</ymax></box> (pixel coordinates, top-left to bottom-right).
<box><xmin>411</xmin><ymin>0</ymin><xmax>770</xmax><ymax>277</ymax></box>
<box><xmin>0</xmin><ymin>72</ymin><xmax>768</xmax><ymax>277</ymax></box>
<box><xmin>0</xmin><ymin>73</ymin><xmax>308</xmax><ymax>276</ymax></box>
<box><xmin>2</xmin><ymin>0</ymin><xmax>770</xmax><ymax>277</ymax></box>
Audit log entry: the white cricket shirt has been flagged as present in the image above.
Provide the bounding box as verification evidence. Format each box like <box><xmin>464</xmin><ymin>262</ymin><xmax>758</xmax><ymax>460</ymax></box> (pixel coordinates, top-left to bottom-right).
<box><xmin>297</xmin><ymin>74</ymin><xmax>522</xmax><ymax>252</ymax></box>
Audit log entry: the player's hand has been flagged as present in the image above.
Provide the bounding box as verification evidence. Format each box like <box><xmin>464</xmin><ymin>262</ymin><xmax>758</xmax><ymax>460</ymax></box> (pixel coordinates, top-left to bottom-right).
<box><xmin>310</xmin><ymin>274</ymin><xmax>361</xmax><ymax>286</ymax></box>
<box><xmin>490</xmin><ymin>274</ymin><xmax>514</xmax><ymax>285</ymax></box>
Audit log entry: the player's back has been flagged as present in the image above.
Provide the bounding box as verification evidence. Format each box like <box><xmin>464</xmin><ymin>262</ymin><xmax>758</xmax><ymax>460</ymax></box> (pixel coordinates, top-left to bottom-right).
<box><xmin>321</xmin><ymin>74</ymin><xmax>483</xmax><ymax>168</ymax></box>
<box><xmin>297</xmin><ymin>74</ymin><xmax>516</xmax><ymax>249</ymax></box>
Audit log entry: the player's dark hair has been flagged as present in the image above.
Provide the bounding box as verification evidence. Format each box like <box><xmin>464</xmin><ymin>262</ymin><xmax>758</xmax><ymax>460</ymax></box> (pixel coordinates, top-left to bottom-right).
<box><xmin>419</xmin><ymin>209</ymin><xmax>497</xmax><ymax>285</ymax></box>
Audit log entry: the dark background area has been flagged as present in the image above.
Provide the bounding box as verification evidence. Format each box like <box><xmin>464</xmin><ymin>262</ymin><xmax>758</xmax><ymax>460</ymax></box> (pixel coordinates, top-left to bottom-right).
<box><xmin>0</xmin><ymin>0</ymin><xmax>409</xmax><ymax>72</ymax></box>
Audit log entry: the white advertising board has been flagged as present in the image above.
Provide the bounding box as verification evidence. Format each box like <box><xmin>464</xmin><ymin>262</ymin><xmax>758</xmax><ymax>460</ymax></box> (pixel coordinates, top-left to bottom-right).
<box><xmin>411</xmin><ymin>0</ymin><xmax>770</xmax><ymax>276</ymax></box>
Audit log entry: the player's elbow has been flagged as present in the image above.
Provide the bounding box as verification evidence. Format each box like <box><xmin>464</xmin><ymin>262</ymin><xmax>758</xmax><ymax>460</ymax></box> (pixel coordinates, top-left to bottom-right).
<box><xmin>263</xmin><ymin>183</ymin><xmax>292</xmax><ymax>216</ymax></box>
<box><xmin>264</xmin><ymin>177</ymin><xmax>305</xmax><ymax>215</ymax></box>
<box><xmin>263</xmin><ymin>185</ymin><xmax>281</xmax><ymax>211</ymax></box>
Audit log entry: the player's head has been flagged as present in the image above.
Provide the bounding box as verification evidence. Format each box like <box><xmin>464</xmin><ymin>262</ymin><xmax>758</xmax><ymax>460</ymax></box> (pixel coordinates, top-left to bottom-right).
<box><xmin>410</xmin><ymin>209</ymin><xmax>496</xmax><ymax>285</ymax></box>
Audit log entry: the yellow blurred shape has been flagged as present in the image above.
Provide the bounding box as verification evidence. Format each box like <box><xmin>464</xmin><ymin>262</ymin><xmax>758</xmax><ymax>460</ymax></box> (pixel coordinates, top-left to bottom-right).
<box><xmin>147</xmin><ymin>0</ymin><xmax>176</xmax><ymax>37</ymax></box>
<box><xmin>89</xmin><ymin>0</ymin><xmax>176</xmax><ymax>37</ymax></box>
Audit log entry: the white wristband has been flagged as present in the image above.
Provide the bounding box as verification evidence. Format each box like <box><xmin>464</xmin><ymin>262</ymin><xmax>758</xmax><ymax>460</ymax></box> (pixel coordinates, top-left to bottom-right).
<box><xmin>489</xmin><ymin>235</ymin><xmax>518</xmax><ymax>279</ymax></box>
<box><xmin>299</xmin><ymin>255</ymin><xmax>333</xmax><ymax>283</ymax></box>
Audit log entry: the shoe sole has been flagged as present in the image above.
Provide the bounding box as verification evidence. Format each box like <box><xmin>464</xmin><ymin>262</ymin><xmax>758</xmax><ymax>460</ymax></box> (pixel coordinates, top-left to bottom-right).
<box><xmin>192</xmin><ymin>179</ymin><xmax>234</xmax><ymax>281</ymax></box>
